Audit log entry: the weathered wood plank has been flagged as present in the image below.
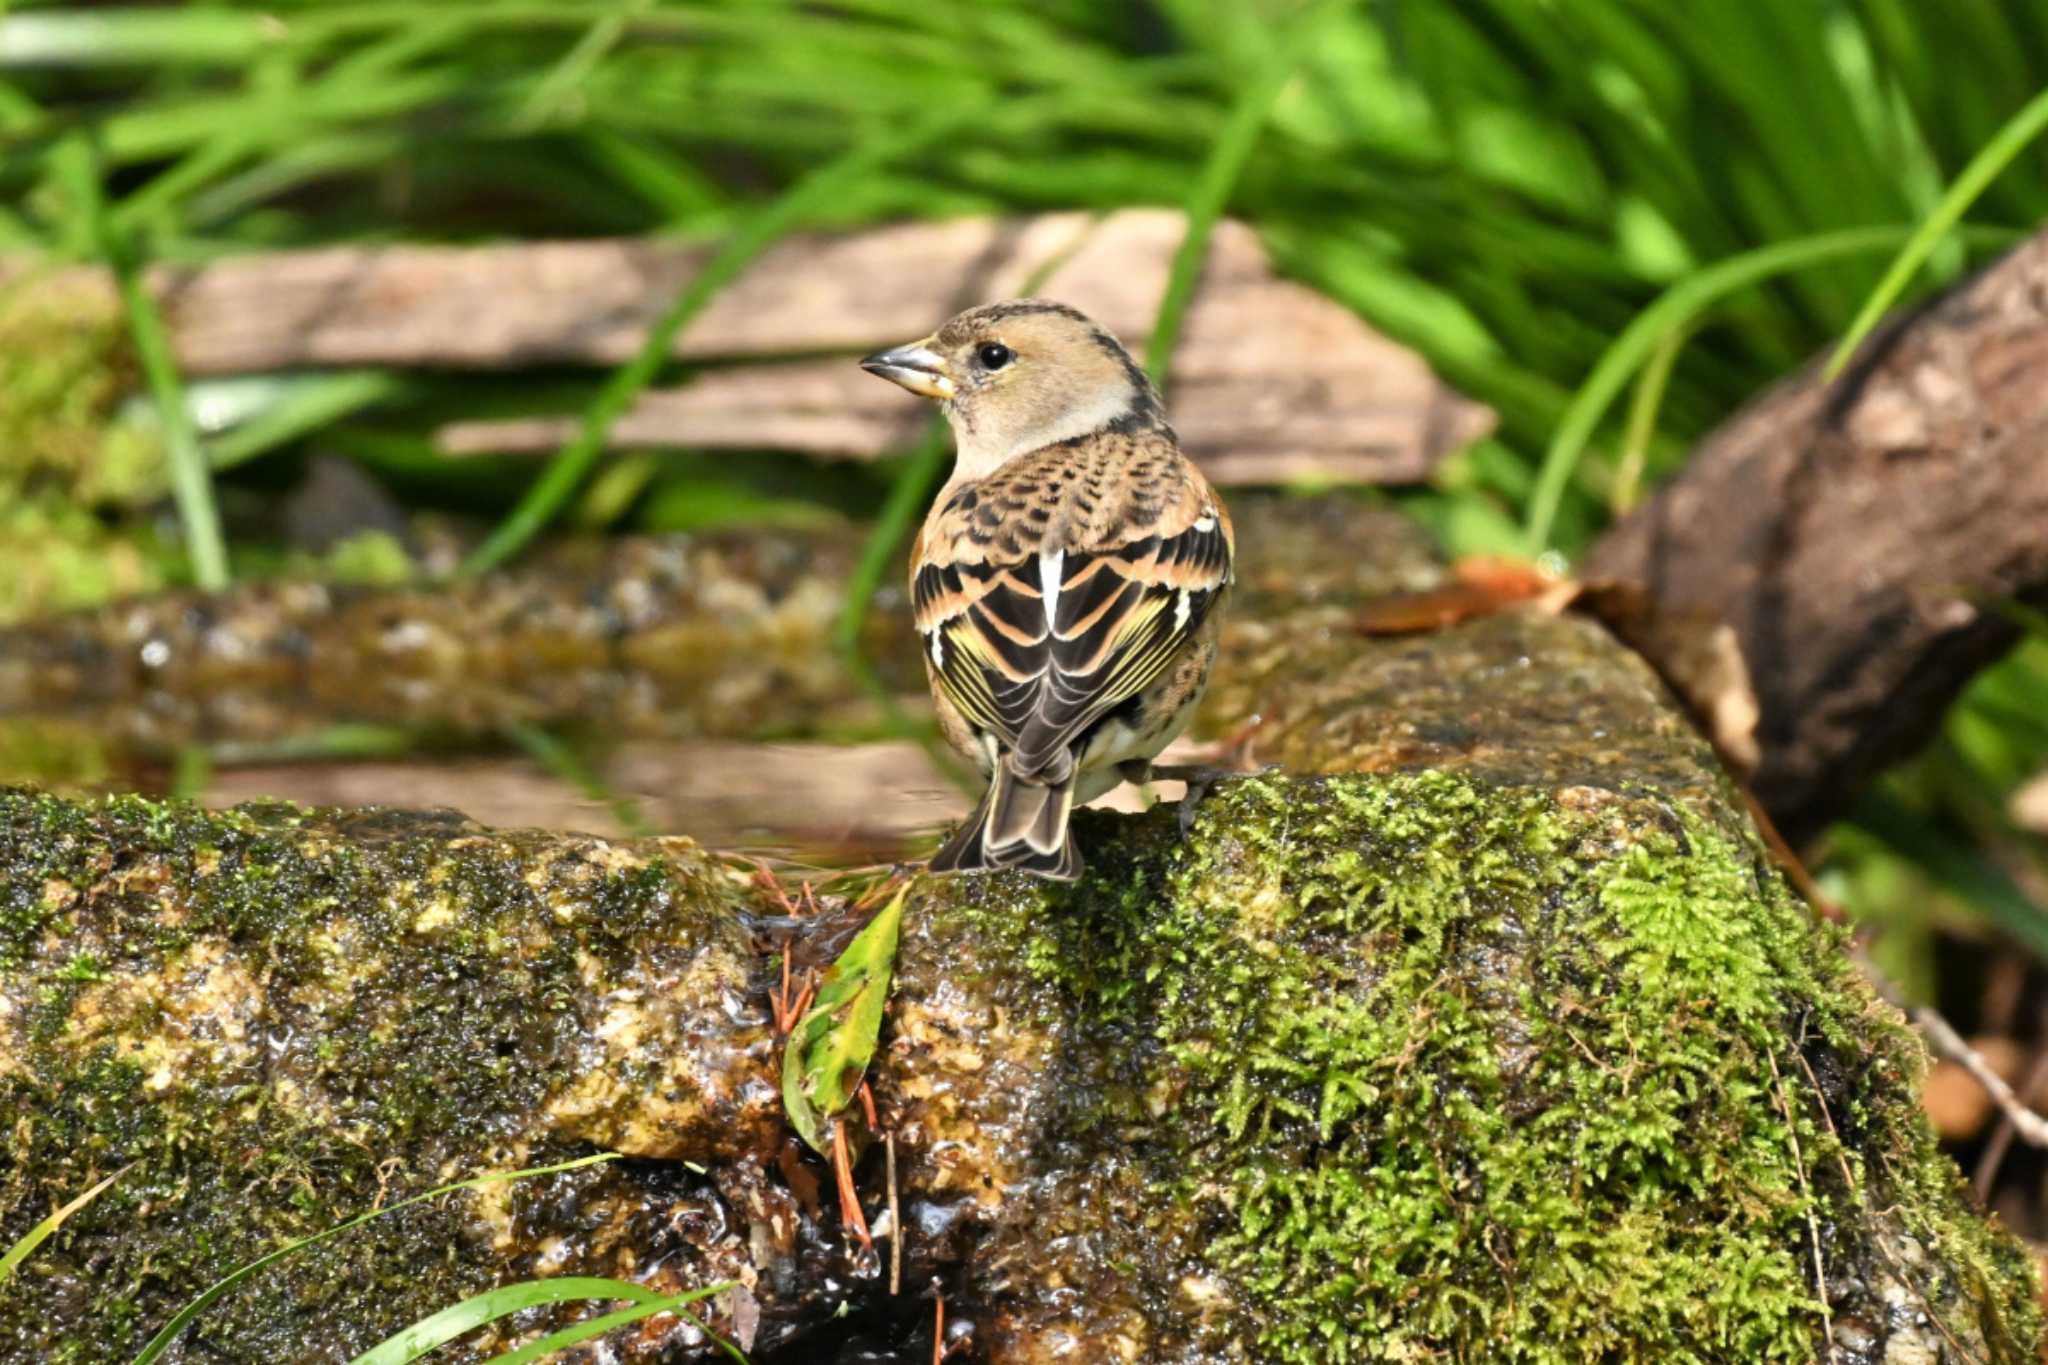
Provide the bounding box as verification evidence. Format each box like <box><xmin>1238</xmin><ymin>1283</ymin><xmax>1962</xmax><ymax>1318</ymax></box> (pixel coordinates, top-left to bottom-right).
<box><xmin>432</xmin><ymin>214</ymin><xmax>1492</xmax><ymax>481</ymax></box>
<box><xmin>1</xmin><ymin>212</ymin><xmax>1493</xmax><ymax>484</ymax></box>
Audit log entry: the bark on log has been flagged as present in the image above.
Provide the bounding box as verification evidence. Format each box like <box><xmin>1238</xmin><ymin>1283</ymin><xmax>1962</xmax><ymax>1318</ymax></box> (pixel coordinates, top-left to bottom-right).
<box><xmin>0</xmin><ymin>212</ymin><xmax>1492</xmax><ymax>487</ymax></box>
<box><xmin>1584</xmin><ymin>227</ymin><xmax>2048</xmax><ymax>844</ymax></box>
<box><xmin>2</xmin><ymin>499</ymin><xmax>2037</xmax><ymax>1363</ymax></box>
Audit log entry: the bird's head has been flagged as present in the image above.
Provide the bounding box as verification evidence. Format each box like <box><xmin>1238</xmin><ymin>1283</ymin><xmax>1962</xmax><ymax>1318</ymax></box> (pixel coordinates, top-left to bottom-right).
<box><xmin>861</xmin><ymin>299</ymin><xmax>1167</xmax><ymax>478</ymax></box>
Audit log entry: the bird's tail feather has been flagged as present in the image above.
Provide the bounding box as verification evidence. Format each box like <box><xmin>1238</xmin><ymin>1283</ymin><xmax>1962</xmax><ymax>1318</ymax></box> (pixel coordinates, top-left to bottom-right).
<box><xmin>928</xmin><ymin>759</ymin><xmax>1081</xmax><ymax>881</ymax></box>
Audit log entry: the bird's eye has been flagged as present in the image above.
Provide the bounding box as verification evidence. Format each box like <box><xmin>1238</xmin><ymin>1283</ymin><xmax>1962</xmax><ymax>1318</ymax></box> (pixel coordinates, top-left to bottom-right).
<box><xmin>977</xmin><ymin>342</ymin><xmax>1015</xmax><ymax>371</ymax></box>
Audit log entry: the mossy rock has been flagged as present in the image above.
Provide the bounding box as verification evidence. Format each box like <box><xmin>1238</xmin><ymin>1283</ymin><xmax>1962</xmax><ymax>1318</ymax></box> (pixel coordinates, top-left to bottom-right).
<box><xmin>0</xmin><ymin>771</ymin><xmax>2035</xmax><ymax>1363</ymax></box>
<box><xmin>0</xmin><ymin>500</ymin><xmax>2035</xmax><ymax>1361</ymax></box>
<box><xmin>902</xmin><ymin>773</ymin><xmax>2040</xmax><ymax>1362</ymax></box>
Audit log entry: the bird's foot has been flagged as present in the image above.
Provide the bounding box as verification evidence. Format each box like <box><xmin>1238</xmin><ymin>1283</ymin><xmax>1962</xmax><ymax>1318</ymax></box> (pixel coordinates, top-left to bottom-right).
<box><xmin>1122</xmin><ymin>761</ymin><xmax>1276</xmax><ymax>837</ymax></box>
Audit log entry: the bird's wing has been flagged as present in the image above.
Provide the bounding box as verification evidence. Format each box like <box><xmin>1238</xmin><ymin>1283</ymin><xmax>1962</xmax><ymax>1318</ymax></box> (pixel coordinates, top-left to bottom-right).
<box><xmin>913</xmin><ymin>478</ymin><xmax>1232</xmax><ymax>778</ymax></box>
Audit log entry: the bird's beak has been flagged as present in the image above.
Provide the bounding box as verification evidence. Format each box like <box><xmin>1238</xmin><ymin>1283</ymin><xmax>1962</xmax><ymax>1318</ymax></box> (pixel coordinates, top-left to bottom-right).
<box><xmin>859</xmin><ymin>339</ymin><xmax>955</xmax><ymax>400</ymax></box>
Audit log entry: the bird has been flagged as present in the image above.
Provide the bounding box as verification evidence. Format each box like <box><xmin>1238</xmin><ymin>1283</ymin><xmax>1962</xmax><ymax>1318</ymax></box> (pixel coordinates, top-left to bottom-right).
<box><xmin>859</xmin><ymin>299</ymin><xmax>1234</xmax><ymax>881</ymax></box>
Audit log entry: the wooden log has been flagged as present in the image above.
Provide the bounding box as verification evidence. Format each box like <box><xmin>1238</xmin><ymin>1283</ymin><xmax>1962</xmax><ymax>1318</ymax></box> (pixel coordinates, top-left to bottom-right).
<box><xmin>1585</xmin><ymin>227</ymin><xmax>2048</xmax><ymax>843</ymax></box>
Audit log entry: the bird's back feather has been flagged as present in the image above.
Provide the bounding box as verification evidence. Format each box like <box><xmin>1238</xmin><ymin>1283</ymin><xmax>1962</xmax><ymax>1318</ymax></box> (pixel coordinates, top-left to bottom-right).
<box><xmin>913</xmin><ymin>432</ymin><xmax>1233</xmax><ymax>782</ymax></box>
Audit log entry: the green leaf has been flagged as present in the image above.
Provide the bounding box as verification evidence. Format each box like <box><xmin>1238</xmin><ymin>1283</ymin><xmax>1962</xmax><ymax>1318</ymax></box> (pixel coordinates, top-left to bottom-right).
<box><xmin>781</xmin><ymin>883</ymin><xmax>909</xmax><ymax>1154</ymax></box>
<box><xmin>128</xmin><ymin>1152</ymin><xmax>619</xmax><ymax>1365</ymax></box>
<box><xmin>350</xmin><ymin>1276</ymin><xmax>665</xmax><ymax>1365</ymax></box>
<box><xmin>0</xmin><ymin>1167</ymin><xmax>126</xmax><ymax>1286</ymax></box>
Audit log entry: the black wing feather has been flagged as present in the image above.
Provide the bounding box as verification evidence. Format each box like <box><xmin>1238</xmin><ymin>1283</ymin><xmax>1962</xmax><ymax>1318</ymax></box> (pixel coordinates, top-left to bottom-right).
<box><xmin>915</xmin><ymin>516</ymin><xmax>1230</xmax><ymax>779</ymax></box>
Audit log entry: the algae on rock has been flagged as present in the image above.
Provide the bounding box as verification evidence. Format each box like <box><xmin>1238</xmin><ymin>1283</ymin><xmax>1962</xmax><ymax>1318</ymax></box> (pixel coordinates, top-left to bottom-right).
<box><xmin>0</xmin><ymin>498</ymin><xmax>2037</xmax><ymax>1362</ymax></box>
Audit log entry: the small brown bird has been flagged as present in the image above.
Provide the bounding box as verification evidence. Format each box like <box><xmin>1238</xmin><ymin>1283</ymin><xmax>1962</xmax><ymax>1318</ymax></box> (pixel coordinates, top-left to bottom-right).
<box><xmin>861</xmin><ymin>300</ymin><xmax>1234</xmax><ymax>881</ymax></box>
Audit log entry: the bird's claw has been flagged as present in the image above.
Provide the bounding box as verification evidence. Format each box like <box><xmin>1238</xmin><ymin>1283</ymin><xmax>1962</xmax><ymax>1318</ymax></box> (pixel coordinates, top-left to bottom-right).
<box><xmin>1128</xmin><ymin>762</ymin><xmax>1282</xmax><ymax>837</ymax></box>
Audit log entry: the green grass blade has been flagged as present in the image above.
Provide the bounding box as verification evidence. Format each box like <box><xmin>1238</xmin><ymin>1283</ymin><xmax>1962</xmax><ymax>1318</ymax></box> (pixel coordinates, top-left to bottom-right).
<box><xmin>515</xmin><ymin>0</ymin><xmax>648</xmax><ymax>130</ymax></box>
<box><xmin>476</xmin><ymin>1282</ymin><xmax>742</xmax><ymax>1365</ymax></box>
<box><xmin>458</xmin><ymin>103</ymin><xmax>981</xmax><ymax>577</ymax></box>
<box><xmin>0</xmin><ymin>1167</ymin><xmax>126</xmax><ymax>1286</ymax></box>
<box><xmin>0</xmin><ymin>9</ymin><xmax>275</xmax><ymax>66</ymax></box>
<box><xmin>832</xmin><ymin>421</ymin><xmax>949</xmax><ymax>658</ymax></box>
<box><xmin>503</xmin><ymin>721</ymin><xmax>650</xmax><ymax>836</ymax></box>
<box><xmin>128</xmin><ymin>1152</ymin><xmax>618</xmax><ymax>1365</ymax></box>
<box><xmin>1827</xmin><ymin>86</ymin><xmax>2048</xmax><ymax>379</ymax></box>
<box><xmin>53</xmin><ymin>132</ymin><xmax>230</xmax><ymax>590</ymax></box>
<box><xmin>1609</xmin><ymin>322</ymin><xmax>1688</xmax><ymax>515</ymax></box>
<box><xmin>1523</xmin><ymin>223</ymin><xmax>2019</xmax><ymax>554</ymax></box>
<box><xmin>1851</xmin><ymin>791</ymin><xmax>2048</xmax><ymax>961</ymax></box>
<box><xmin>115</xmin><ymin>264</ymin><xmax>231</xmax><ymax>590</ymax></box>
<box><xmin>349</xmin><ymin>1276</ymin><xmax>664</xmax><ymax>1365</ymax></box>
<box><xmin>204</xmin><ymin>371</ymin><xmax>410</xmax><ymax>469</ymax></box>
<box><xmin>578</xmin><ymin>127</ymin><xmax>724</xmax><ymax>223</ymax></box>
<box><xmin>1144</xmin><ymin>0</ymin><xmax>1338</xmax><ymax>389</ymax></box>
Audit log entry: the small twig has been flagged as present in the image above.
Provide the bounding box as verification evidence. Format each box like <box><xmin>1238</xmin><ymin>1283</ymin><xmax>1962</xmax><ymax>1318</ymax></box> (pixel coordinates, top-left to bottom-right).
<box><xmin>853</xmin><ymin>869</ymin><xmax>913</xmax><ymax>911</ymax></box>
<box><xmin>857</xmin><ymin>1079</ymin><xmax>879</xmax><ymax>1132</ymax></box>
<box><xmin>932</xmin><ymin>1283</ymin><xmax>944</xmax><ymax>1365</ymax></box>
<box><xmin>886</xmin><ymin>1132</ymin><xmax>902</xmax><ymax>1297</ymax></box>
<box><xmin>1865</xmin><ymin>958</ymin><xmax>2048</xmax><ymax>1149</ymax></box>
<box><xmin>1742</xmin><ymin>788</ymin><xmax>1846</xmax><ymax>924</ymax></box>
<box><xmin>772</xmin><ymin>946</ymin><xmax>794</xmax><ymax>1034</ymax></box>
<box><xmin>1787</xmin><ymin>1016</ymin><xmax>1859</xmax><ymax>1197</ymax></box>
<box><xmin>1790</xmin><ymin>1006</ymin><xmax>1985</xmax><ymax>1365</ymax></box>
<box><xmin>745</xmin><ymin>860</ymin><xmax>799</xmax><ymax>913</ymax></box>
<box><xmin>832</xmin><ymin>1118</ymin><xmax>872</xmax><ymax>1253</ymax></box>
<box><xmin>1767</xmin><ymin>1048</ymin><xmax>1835</xmax><ymax>1359</ymax></box>
<box><xmin>1974</xmin><ymin>1044</ymin><xmax>2048</xmax><ymax>1201</ymax></box>
<box><xmin>1764</xmin><ymin>815</ymin><xmax>2048</xmax><ymax>1149</ymax></box>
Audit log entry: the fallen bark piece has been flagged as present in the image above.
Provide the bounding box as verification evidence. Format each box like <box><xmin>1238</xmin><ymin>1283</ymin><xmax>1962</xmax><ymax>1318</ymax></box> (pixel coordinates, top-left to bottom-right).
<box><xmin>1585</xmin><ymin>226</ymin><xmax>2048</xmax><ymax>844</ymax></box>
<box><xmin>2</xmin><ymin>502</ymin><xmax>2038</xmax><ymax>1362</ymax></box>
<box><xmin>0</xmin><ymin>212</ymin><xmax>1492</xmax><ymax>486</ymax></box>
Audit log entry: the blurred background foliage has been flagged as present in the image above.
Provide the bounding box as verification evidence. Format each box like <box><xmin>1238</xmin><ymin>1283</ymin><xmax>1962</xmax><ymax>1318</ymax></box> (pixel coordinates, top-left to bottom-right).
<box><xmin>4</xmin><ymin>0</ymin><xmax>2048</xmax><ymax>1184</ymax></box>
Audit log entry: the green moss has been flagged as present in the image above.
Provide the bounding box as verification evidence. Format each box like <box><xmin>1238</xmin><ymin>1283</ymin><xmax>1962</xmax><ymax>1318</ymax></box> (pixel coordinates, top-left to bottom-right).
<box><xmin>964</xmin><ymin>771</ymin><xmax>2038</xmax><ymax>1363</ymax></box>
<box><xmin>2</xmin><ymin>770</ymin><xmax>2033</xmax><ymax>1360</ymax></box>
<box><xmin>0</xmin><ymin>493</ymin><xmax>168</xmax><ymax>626</ymax></box>
<box><xmin>0</xmin><ymin>790</ymin><xmax>751</xmax><ymax>1362</ymax></box>
<box><xmin>0</xmin><ymin>284</ymin><xmax>147</xmax><ymax>504</ymax></box>
<box><xmin>315</xmin><ymin>528</ymin><xmax>417</xmax><ymax>586</ymax></box>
